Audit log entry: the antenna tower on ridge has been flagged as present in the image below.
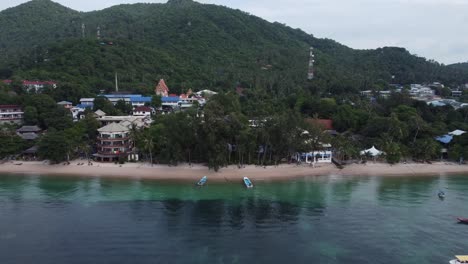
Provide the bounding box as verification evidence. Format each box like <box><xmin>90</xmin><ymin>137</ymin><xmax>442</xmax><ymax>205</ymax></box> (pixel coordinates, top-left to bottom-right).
<box><xmin>81</xmin><ymin>23</ymin><xmax>86</xmax><ymax>38</ymax></box>
<box><xmin>307</xmin><ymin>47</ymin><xmax>315</xmax><ymax>80</ymax></box>
<box><xmin>115</xmin><ymin>72</ymin><xmax>119</xmax><ymax>93</ymax></box>
<box><xmin>97</xmin><ymin>26</ymin><xmax>101</xmax><ymax>40</ymax></box>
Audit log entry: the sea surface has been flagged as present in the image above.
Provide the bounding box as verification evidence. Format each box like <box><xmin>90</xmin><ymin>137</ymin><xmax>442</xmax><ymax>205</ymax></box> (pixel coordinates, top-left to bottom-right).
<box><xmin>0</xmin><ymin>174</ymin><xmax>468</xmax><ymax>264</ymax></box>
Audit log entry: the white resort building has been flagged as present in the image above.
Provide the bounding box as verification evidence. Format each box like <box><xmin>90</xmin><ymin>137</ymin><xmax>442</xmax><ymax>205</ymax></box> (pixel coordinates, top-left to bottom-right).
<box><xmin>93</xmin><ymin>123</ymin><xmax>138</xmax><ymax>162</ymax></box>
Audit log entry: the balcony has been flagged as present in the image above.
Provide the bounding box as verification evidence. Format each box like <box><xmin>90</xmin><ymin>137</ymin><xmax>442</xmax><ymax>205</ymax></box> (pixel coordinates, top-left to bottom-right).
<box><xmin>98</xmin><ymin>143</ymin><xmax>131</xmax><ymax>148</ymax></box>
<box><xmin>97</xmin><ymin>136</ymin><xmax>130</xmax><ymax>141</ymax></box>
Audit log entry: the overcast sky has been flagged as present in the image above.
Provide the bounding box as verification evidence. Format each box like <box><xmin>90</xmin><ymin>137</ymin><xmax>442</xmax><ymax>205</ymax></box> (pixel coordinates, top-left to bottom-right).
<box><xmin>1</xmin><ymin>0</ymin><xmax>467</xmax><ymax>64</ymax></box>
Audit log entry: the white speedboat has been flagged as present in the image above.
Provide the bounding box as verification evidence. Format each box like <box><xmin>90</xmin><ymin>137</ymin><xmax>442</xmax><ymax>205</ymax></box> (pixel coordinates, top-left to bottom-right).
<box><xmin>450</xmin><ymin>255</ymin><xmax>468</xmax><ymax>264</ymax></box>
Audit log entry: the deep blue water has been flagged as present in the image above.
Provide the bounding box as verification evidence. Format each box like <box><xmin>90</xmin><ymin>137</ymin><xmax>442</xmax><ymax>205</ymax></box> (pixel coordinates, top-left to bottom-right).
<box><xmin>1</xmin><ymin>174</ymin><xmax>468</xmax><ymax>264</ymax></box>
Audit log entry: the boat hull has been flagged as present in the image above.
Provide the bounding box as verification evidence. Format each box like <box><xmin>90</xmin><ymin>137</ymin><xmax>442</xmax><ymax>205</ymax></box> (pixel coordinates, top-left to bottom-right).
<box><xmin>243</xmin><ymin>177</ymin><xmax>253</xmax><ymax>188</ymax></box>
<box><xmin>197</xmin><ymin>176</ymin><xmax>207</xmax><ymax>186</ymax></box>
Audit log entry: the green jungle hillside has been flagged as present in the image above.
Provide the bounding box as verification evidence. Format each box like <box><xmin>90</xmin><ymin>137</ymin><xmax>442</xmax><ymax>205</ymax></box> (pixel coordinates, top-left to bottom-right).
<box><xmin>0</xmin><ymin>0</ymin><xmax>467</xmax><ymax>96</ymax></box>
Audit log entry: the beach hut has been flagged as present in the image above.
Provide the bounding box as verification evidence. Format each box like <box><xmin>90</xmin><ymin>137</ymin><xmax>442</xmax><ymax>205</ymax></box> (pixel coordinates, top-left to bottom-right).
<box><xmin>449</xmin><ymin>130</ymin><xmax>466</xmax><ymax>136</ymax></box>
<box><xmin>435</xmin><ymin>135</ymin><xmax>453</xmax><ymax>144</ymax></box>
<box><xmin>360</xmin><ymin>146</ymin><xmax>384</xmax><ymax>157</ymax></box>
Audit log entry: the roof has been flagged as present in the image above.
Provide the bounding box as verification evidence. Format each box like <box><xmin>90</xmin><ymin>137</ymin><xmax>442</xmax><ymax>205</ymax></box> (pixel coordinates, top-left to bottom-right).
<box><xmin>94</xmin><ymin>110</ymin><xmax>106</xmax><ymax>116</ymax></box>
<box><xmin>155</xmin><ymin>79</ymin><xmax>169</xmax><ymax>93</ymax></box>
<box><xmin>16</xmin><ymin>126</ymin><xmax>41</xmax><ymax>133</ymax></box>
<box><xmin>80</xmin><ymin>98</ymin><xmax>95</xmax><ymax>102</ymax></box>
<box><xmin>22</xmin><ymin>145</ymin><xmax>39</xmax><ymax>154</ymax></box>
<box><xmin>449</xmin><ymin>130</ymin><xmax>466</xmax><ymax>136</ymax></box>
<box><xmin>22</xmin><ymin>80</ymin><xmax>57</xmax><ymax>86</ymax></box>
<box><xmin>75</xmin><ymin>104</ymin><xmax>93</xmax><ymax>109</ymax></box>
<box><xmin>0</xmin><ymin>105</ymin><xmax>21</xmax><ymax>109</ymax></box>
<box><xmin>134</xmin><ymin>106</ymin><xmax>152</xmax><ymax>112</ymax></box>
<box><xmin>360</xmin><ymin>146</ymin><xmax>384</xmax><ymax>157</ymax></box>
<box><xmin>305</xmin><ymin>118</ymin><xmax>334</xmax><ymax>130</ymax></box>
<box><xmin>130</xmin><ymin>97</ymin><xmax>151</xmax><ymax>103</ymax></box>
<box><xmin>57</xmin><ymin>101</ymin><xmax>72</xmax><ymax>105</ymax></box>
<box><xmin>98</xmin><ymin>123</ymin><xmax>130</xmax><ymax>133</ymax></box>
<box><xmin>18</xmin><ymin>132</ymin><xmax>39</xmax><ymax>140</ymax></box>
<box><xmin>456</xmin><ymin>256</ymin><xmax>468</xmax><ymax>262</ymax></box>
<box><xmin>435</xmin><ymin>135</ymin><xmax>453</xmax><ymax>144</ymax></box>
<box><xmin>103</xmin><ymin>94</ymin><xmax>142</xmax><ymax>98</ymax></box>
<box><xmin>162</xmin><ymin>96</ymin><xmax>180</xmax><ymax>103</ymax></box>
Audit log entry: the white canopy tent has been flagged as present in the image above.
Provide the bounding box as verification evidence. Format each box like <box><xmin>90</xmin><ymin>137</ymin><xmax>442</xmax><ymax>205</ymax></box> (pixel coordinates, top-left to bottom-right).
<box><xmin>449</xmin><ymin>130</ymin><xmax>466</xmax><ymax>136</ymax></box>
<box><xmin>360</xmin><ymin>146</ymin><xmax>384</xmax><ymax>157</ymax></box>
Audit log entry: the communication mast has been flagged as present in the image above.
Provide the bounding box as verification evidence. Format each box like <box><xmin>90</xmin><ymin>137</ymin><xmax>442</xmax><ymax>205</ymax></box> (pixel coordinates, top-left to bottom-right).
<box><xmin>115</xmin><ymin>72</ymin><xmax>119</xmax><ymax>93</ymax></box>
<box><xmin>97</xmin><ymin>26</ymin><xmax>101</xmax><ymax>40</ymax></box>
<box><xmin>81</xmin><ymin>23</ymin><xmax>86</xmax><ymax>38</ymax></box>
<box><xmin>307</xmin><ymin>47</ymin><xmax>315</xmax><ymax>80</ymax></box>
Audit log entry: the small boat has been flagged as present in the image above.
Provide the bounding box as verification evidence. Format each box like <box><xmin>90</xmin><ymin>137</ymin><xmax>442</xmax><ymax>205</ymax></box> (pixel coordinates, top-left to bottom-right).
<box><xmin>197</xmin><ymin>176</ymin><xmax>207</xmax><ymax>186</ymax></box>
<box><xmin>450</xmin><ymin>255</ymin><xmax>468</xmax><ymax>264</ymax></box>
<box><xmin>438</xmin><ymin>191</ymin><xmax>446</xmax><ymax>199</ymax></box>
<box><xmin>243</xmin><ymin>177</ymin><xmax>253</xmax><ymax>188</ymax></box>
<box><xmin>457</xmin><ymin>218</ymin><xmax>468</xmax><ymax>224</ymax></box>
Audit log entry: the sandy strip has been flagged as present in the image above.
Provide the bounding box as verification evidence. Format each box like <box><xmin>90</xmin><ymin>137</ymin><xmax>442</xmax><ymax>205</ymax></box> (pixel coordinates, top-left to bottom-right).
<box><xmin>0</xmin><ymin>161</ymin><xmax>467</xmax><ymax>183</ymax></box>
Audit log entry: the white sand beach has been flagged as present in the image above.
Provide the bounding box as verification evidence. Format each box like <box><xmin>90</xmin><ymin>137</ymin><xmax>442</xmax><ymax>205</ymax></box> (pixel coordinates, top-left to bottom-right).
<box><xmin>0</xmin><ymin>160</ymin><xmax>467</xmax><ymax>182</ymax></box>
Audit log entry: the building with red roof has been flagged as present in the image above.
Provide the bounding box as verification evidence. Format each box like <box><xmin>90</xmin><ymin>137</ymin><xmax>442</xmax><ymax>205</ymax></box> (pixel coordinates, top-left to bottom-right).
<box><xmin>305</xmin><ymin>118</ymin><xmax>334</xmax><ymax>131</ymax></box>
<box><xmin>155</xmin><ymin>79</ymin><xmax>169</xmax><ymax>97</ymax></box>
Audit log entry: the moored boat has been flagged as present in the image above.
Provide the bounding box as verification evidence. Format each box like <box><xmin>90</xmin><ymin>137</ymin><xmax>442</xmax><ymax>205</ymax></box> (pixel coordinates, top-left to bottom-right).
<box><xmin>243</xmin><ymin>177</ymin><xmax>253</xmax><ymax>188</ymax></box>
<box><xmin>438</xmin><ymin>191</ymin><xmax>445</xmax><ymax>199</ymax></box>
<box><xmin>450</xmin><ymin>255</ymin><xmax>468</xmax><ymax>264</ymax></box>
<box><xmin>457</xmin><ymin>218</ymin><xmax>468</xmax><ymax>224</ymax></box>
<box><xmin>197</xmin><ymin>176</ymin><xmax>207</xmax><ymax>186</ymax></box>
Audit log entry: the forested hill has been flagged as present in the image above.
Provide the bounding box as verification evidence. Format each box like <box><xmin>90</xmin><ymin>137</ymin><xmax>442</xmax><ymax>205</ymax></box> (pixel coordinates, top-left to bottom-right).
<box><xmin>1</xmin><ymin>0</ymin><xmax>467</xmax><ymax>95</ymax></box>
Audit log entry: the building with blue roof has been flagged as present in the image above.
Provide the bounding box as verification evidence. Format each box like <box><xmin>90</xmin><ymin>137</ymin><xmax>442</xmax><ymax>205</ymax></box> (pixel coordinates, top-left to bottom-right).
<box><xmin>161</xmin><ymin>96</ymin><xmax>180</xmax><ymax>107</ymax></box>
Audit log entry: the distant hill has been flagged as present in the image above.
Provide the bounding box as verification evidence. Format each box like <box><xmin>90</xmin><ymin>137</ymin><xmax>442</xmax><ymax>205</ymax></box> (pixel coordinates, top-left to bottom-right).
<box><xmin>1</xmin><ymin>0</ymin><xmax>467</xmax><ymax>95</ymax></box>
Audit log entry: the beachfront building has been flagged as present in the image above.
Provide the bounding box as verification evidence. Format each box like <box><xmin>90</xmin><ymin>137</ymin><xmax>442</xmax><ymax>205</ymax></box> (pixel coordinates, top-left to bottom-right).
<box><xmin>96</xmin><ymin>115</ymin><xmax>151</xmax><ymax>129</ymax></box>
<box><xmin>16</xmin><ymin>125</ymin><xmax>42</xmax><ymax>141</ymax></box>
<box><xmin>298</xmin><ymin>149</ymin><xmax>333</xmax><ymax>164</ymax></box>
<box><xmin>94</xmin><ymin>123</ymin><xmax>137</xmax><ymax>162</ymax></box>
<box><xmin>0</xmin><ymin>105</ymin><xmax>24</xmax><ymax>125</ymax></box>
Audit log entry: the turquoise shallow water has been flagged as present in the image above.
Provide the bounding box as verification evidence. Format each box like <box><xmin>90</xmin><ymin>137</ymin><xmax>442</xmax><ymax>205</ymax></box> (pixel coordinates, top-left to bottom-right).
<box><xmin>1</xmin><ymin>174</ymin><xmax>468</xmax><ymax>264</ymax></box>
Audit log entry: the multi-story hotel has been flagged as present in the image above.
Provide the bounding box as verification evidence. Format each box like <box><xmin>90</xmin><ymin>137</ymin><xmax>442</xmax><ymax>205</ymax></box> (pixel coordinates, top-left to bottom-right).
<box><xmin>0</xmin><ymin>105</ymin><xmax>24</xmax><ymax>124</ymax></box>
<box><xmin>93</xmin><ymin>123</ymin><xmax>137</xmax><ymax>162</ymax></box>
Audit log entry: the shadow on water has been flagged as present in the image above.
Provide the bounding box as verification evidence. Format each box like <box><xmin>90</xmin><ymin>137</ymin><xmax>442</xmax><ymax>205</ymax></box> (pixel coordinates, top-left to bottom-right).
<box><xmin>0</xmin><ymin>175</ymin><xmax>29</xmax><ymax>202</ymax></box>
<box><xmin>376</xmin><ymin>176</ymin><xmax>439</xmax><ymax>205</ymax></box>
<box><xmin>37</xmin><ymin>176</ymin><xmax>79</xmax><ymax>199</ymax></box>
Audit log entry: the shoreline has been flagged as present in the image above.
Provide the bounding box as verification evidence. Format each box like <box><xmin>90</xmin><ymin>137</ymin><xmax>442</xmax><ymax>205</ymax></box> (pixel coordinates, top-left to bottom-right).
<box><xmin>0</xmin><ymin>161</ymin><xmax>468</xmax><ymax>183</ymax></box>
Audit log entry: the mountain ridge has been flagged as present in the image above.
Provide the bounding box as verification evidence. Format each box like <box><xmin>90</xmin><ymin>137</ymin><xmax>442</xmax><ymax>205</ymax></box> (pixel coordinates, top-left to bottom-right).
<box><xmin>0</xmin><ymin>0</ymin><xmax>467</xmax><ymax>95</ymax></box>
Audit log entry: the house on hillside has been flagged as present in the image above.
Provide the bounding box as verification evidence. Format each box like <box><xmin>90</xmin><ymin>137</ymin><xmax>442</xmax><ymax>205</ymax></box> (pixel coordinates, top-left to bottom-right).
<box><xmin>57</xmin><ymin>101</ymin><xmax>73</xmax><ymax>109</ymax></box>
<box><xmin>2</xmin><ymin>80</ymin><xmax>57</xmax><ymax>93</ymax></box>
<box><xmin>0</xmin><ymin>105</ymin><xmax>24</xmax><ymax>125</ymax></box>
<box><xmin>133</xmin><ymin>106</ymin><xmax>152</xmax><ymax>117</ymax></box>
<box><xmin>94</xmin><ymin>110</ymin><xmax>106</xmax><ymax>118</ymax></box>
<box><xmin>93</xmin><ymin>123</ymin><xmax>137</xmax><ymax>162</ymax></box>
